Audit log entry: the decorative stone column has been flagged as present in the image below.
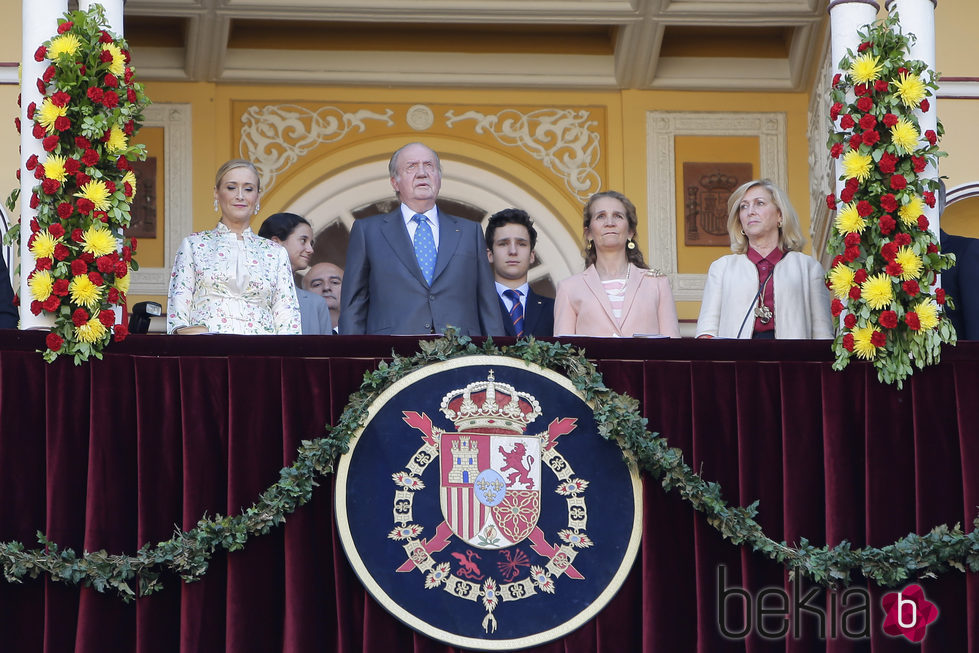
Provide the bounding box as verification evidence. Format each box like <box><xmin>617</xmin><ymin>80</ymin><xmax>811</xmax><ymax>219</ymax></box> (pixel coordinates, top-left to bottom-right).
<box><xmin>20</xmin><ymin>0</ymin><xmax>68</xmax><ymax>329</ymax></box>
<box><xmin>828</xmin><ymin>1</ymin><xmax>881</xmax><ymax>202</ymax></box>
<box><xmin>886</xmin><ymin>0</ymin><xmax>939</xmax><ymax>234</ymax></box>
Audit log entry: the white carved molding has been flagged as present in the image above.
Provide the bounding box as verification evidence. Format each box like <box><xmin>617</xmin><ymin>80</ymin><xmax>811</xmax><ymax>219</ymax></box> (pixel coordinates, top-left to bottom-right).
<box><xmin>646</xmin><ymin>111</ymin><xmax>788</xmax><ymax>302</ymax></box>
<box><xmin>238</xmin><ymin>105</ymin><xmax>395</xmax><ymax>192</ymax></box>
<box><xmin>808</xmin><ymin>44</ymin><xmax>835</xmax><ymax>266</ymax></box>
<box><xmin>129</xmin><ymin>103</ymin><xmax>193</xmax><ymax>296</ymax></box>
<box><xmin>444</xmin><ymin>108</ymin><xmax>602</xmax><ymax>201</ymax></box>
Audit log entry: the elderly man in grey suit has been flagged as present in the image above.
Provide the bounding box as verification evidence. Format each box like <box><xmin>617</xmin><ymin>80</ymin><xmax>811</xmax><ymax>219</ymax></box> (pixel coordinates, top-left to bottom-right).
<box><xmin>339</xmin><ymin>142</ymin><xmax>505</xmax><ymax>336</ymax></box>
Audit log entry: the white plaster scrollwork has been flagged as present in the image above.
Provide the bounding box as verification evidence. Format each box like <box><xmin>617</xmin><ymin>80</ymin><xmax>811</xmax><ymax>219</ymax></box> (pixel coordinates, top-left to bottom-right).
<box><xmin>239</xmin><ymin>105</ymin><xmax>395</xmax><ymax>191</ymax></box>
<box><xmin>444</xmin><ymin>108</ymin><xmax>602</xmax><ymax>201</ymax></box>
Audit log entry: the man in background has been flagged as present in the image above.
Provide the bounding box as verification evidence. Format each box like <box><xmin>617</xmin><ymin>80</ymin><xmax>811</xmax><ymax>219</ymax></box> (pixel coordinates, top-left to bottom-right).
<box><xmin>304</xmin><ymin>262</ymin><xmax>343</xmax><ymax>333</ymax></box>
<box><xmin>485</xmin><ymin>208</ymin><xmax>554</xmax><ymax>338</ymax></box>
<box><xmin>339</xmin><ymin>142</ymin><xmax>503</xmax><ymax>336</ymax></box>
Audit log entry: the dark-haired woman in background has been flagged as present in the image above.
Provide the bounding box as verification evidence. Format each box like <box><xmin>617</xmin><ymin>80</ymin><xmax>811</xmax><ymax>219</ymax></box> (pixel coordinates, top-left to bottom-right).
<box><xmin>259</xmin><ymin>212</ymin><xmax>332</xmax><ymax>335</ymax></box>
<box><xmin>554</xmin><ymin>190</ymin><xmax>679</xmax><ymax>337</ymax></box>
<box><xmin>696</xmin><ymin>179</ymin><xmax>832</xmax><ymax>339</ymax></box>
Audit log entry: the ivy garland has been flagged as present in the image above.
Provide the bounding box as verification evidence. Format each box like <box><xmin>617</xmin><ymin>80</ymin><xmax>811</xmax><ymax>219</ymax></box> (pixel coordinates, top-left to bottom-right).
<box><xmin>1</xmin><ymin>334</ymin><xmax>977</xmax><ymax>601</ymax></box>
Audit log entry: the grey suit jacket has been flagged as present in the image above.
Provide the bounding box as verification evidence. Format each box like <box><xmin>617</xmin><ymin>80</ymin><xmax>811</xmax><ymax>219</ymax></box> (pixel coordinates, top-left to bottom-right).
<box><xmin>339</xmin><ymin>208</ymin><xmax>505</xmax><ymax>336</ymax></box>
<box><xmin>297</xmin><ymin>287</ymin><xmax>332</xmax><ymax>335</ymax></box>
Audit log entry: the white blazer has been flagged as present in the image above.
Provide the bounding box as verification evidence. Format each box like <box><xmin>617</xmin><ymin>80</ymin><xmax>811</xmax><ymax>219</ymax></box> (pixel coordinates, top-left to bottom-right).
<box><xmin>696</xmin><ymin>251</ymin><xmax>834</xmax><ymax>339</ymax></box>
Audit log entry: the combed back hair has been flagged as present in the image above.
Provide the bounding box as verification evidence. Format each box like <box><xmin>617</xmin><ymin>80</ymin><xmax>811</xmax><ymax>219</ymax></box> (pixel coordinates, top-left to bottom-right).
<box><xmin>582</xmin><ymin>190</ymin><xmax>648</xmax><ymax>269</ymax></box>
<box><xmin>258</xmin><ymin>212</ymin><xmax>311</xmax><ymax>241</ymax></box>
<box><xmin>214</xmin><ymin>159</ymin><xmax>261</xmax><ymax>192</ymax></box>
<box><xmin>726</xmin><ymin>179</ymin><xmax>806</xmax><ymax>255</ymax></box>
<box><xmin>388</xmin><ymin>143</ymin><xmax>443</xmax><ymax>178</ymax></box>
<box><xmin>485</xmin><ymin>208</ymin><xmax>538</xmax><ymax>250</ymax></box>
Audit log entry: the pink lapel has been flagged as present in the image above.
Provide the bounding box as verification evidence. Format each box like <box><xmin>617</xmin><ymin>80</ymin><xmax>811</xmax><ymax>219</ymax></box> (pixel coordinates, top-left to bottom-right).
<box><xmin>618</xmin><ymin>264</ymin><xmax>643</xmax><ymax>327</ymax></box>
<box><xmin>582</xmin><ymin>265</ymin><xmax>622</xmax><ymax>333</ymax></box>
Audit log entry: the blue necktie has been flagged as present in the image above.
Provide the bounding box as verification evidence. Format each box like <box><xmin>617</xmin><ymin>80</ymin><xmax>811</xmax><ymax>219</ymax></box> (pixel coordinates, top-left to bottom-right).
<box><xmin>412</xmin><ymin>214</ymin><xmax>436</xmax><ymax>284</ymax></box>
<box><xmin>504</xmin><ymin>288</ymin><xmax>524</xmax><ymax>338</ymax></box>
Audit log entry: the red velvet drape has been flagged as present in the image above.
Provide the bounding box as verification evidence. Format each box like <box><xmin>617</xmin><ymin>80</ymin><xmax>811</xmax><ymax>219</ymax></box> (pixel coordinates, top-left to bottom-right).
<box><xmin>0</xmin><ymin>332</ymin><xmax>975</xmax><ymax>652</ymax></box>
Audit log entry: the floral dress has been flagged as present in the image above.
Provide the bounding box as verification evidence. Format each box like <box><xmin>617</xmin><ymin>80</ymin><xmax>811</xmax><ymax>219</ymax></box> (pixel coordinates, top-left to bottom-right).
<box><xmin>166</xmin><ymin>222</ymin><xmax>301</xmax><ymax>334</ymax></box>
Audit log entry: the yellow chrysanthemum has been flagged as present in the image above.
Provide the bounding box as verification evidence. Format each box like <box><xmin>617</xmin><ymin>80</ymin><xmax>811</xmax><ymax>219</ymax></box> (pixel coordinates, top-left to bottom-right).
<box><xmin>114</xmin><ymin>271</ymin><xmax>130</xmax><ymax>295</ymax></box>
<box><xmin>834</xmin><ymin>202</ymin><xmax>866</xmax><ymax>235</ymax></box>
<box><xmin>861</xmin><ymin>273</ymin><xmax>894</xmax><ymax>310</ymax></box>
<box><xmin>82</xmin><ymin>225</ymin><xmax>118</xmax><ymax>257</ymax></box>
<box><xmin>30</xmin><ymin>230</ymin><xmax>57</xmax><ymax>260</ymax></box>
<box><xmin>852</xmin><ymin>325</ymin><xmax>881</xmax><ymax>360</ymax></box>
<box><xmin>890</xmin><ymin>118</ymin><xmax>919</xmax><ymax>154</ymax></box>
<box><xmin>121</xmin><ymin>170</ymin><xmax>137</xmax><ymax>197</ymax></box>
<box><xmin>106</xmin><ymin>125</ymin><xmax>127</xmax><ymax>154</ymax></box>
<box><xmin>842</xmin><ymin>150</ymin><xmax>874</xmax><ymax>182</ymax></box>
<box><xmin>44</xmin><ymin>154</ymin><xmax>67</xmax><ymax>182</ymax></box>
<box><xmin>36</xmin><ymin>98</ymin><xmax>68</xmax><ymax>134</ymax></box>
<box><xmin>101</xmin><ymin>43</ymin><xmax>125</xmax><ymax>76</ymax></box>
<box><xmin>828</xmin><ymin>264</ymin><xmax>856</xmax><ymax>300</ymax></box>
<box><xmin>894</xmin><ymin>72</ymin><xmax>926</xmax><ymax>108</ymax></box>
<box><xmin>69</xmin><ymin>274</ymin><xmax>102</xmax><ymax>310</ymax></box>
<box><xmin>76</xmin><ymin>317</ymin><xmax>107</xmax><ymax>344</ymax></box>
<box><xmin>898</xmin><ymin>195</ymin><xmax>926</xmax><ymax>226</ymax></box>
<box><xmin>914</xmin><ymin>299</ymin><xmax>940</xmax><ymax>331</ymax></box>
<box><xmin>850</xmin><ymin>53</ymin><xmax>883</xmax><ymax>84</ymax></box>
<box><xmin>28</xmin><ymin>269</ymin><xmax>53</xmax><ymax>301</ymax></box>
<box><xmin>75</xmin><ymin>180</ymin><xmax>111</xmax><ymax>211</ymax></box>
<box><xmin>894</xmin><ymin>246</ymin><xmax>923</xmax><ymax>281</ymax></box>
<box><xmin>48</xmin><ymin>33</ymin><xmax>82</xmax><ymax>60</ymax></box>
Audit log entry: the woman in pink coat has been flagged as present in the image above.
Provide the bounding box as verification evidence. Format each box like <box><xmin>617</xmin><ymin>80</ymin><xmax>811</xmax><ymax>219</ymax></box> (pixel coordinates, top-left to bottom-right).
<box><xmin>554</xmin><ymin>191</ymin><xmax>680</xmax><ymax>338</ymax></box>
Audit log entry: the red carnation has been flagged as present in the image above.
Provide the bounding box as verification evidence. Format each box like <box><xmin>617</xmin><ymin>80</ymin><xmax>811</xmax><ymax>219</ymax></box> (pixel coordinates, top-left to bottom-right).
<box><xmin>104</xmin><ymin>74</ymin><xmax>118</xmax><ymax>88</ymax></box>
<box><xmin>880</xmin><ymin>194</ymin><xmax>898</xmax><ymax>212</ymax></box>
<box><xmin>855</xmin><ymin>83</ymin><xmax>869</xmax><ymax>97</ymax></box>
<box><xmin>102</xmin><ymin>91</ymin><xmax>119</xmax><ymax>108</ymax></box>
<box><xmin>936</xmin><ymin>288</ymin><xmax>946</xmax><ymax>304</ymax></box>
<box><xmin>840</xmin><ymin>187</ymin><xmax>855</xmax><ymax>203</ymax></box>
<box><xmin>923</xmin><ymin>191</ymin><xmax>936</xmax><ymax>208</ymax></box>
<box><xmin>71</xmin><ymin>229</ymin><xmax>84</xmax><ymax>243</ymax></box>
<box><xmin>843</xmin><ymin>333</ymin><xmax>855</xmax><ymax>351</ymax></box>
<box><xmin>51</xmin><ymin>91</ymin><xmax>70</xmax><ymax>107</ymax></box>
<box><xmin>98</xmin><ymin>310</ymin><xmax>115</xmax><ymax>328</ymax></box>
<box><xmin>920</xmin><ymin>99</ymin><xmax>930</xmax><ymax>112</ymax></box>
<box><xmin>30</xmin><ymin>301</ymin><xmax>42</xmax><ymax>316</ymax></box>
<box><xmin>123</xmin><ymin>119</ymin><xmax>135</xmax><ymax>136</ymax></box>
<box><xmin>826</xmin><ymin>193</ymin><xmax>837</xmax><ymax>210</ymax></box>
<box><xmin>26</xmin><ymin>102</ymin><xmax>36</xmax><ymax>120</ymax></box>
<box><xmin>34</xmin><ymin>257</ymin><xmax>52</xmax><ymax>271</ymax></box>
<box><xmin>78</xmin><ymin>64</ymin><xmax>86</xmax><ymax>75</ymax></box>
<box><xmin>15</xmin><ymin>167</ymin><xmax>19</xmax><ymax>179</ymax></box>
<box><xmin>75</xmin><ymin>171</ymin><xmax>91</xmax><ymax>187</ymax></box>
<box><xmin>53</xmin><ymin>243</ymin><xmax>70</xmax><ymax>261</ymax></box>
<box><xmin>49</xmin><ymin>222</ymin><xmax>65</xmax><ymax>238</ymax></box>
<box><xmin>878</xmin><ymin>153</ymin><xmax>897</xmax><ymax>174</ymax></box>
<box><xmin>859</xmin><ymin>114</ymin><xmax>877</xmax><ymax>130</ymax></box>
<box><xmin>41</xmin><ymin>178</ymin><xmax>60</xmax><ymax>195</ymax></box>
<box><xmin>95</xmin><ymin>211</ymin><xmax>108</xmax><ymax>223</ymax></box>
<box><xmin>831</xmin><ymin>298</ymin><xmax>844</xmax><ymax>317</ymax></box>
<box><xmin>890</xmin><ymin>174</ymin><xmax>907</xmax><ymax>191</ymax></box>
<box><xmin>927</xmin><ymin>243</ymin><xmax>938</xmax><ymax>254</ymax></box>
<box><xmin>36</xmin><ymin>78</ymin><xmax>46</xmax><ymax>94</ymax></box>
<box><xmin>902</xmin><ymin>280</ymin><xmax>920</xmax><ymax>296</ymax></box>
<box><xmin>33</xmin><ymin>165</ymin><xmax>45</xmax><ymax>180</ymax></box>
<box><xmin>42</xmin><ymin>66</ymin><xmax>55</xmax><ymax>84</ymax></box>
<box><xmin>881</xmin><ymin>241</ymin><xmax>899</xmax><ymax>261</ymax></box>
<box><xmin>882</xmin><ymin>113</ymin><xmax>899</xmax><ymax>128</ymax></box>
<box><xmin>849</xmin><ymin>133</ymin><xmax>863</xmax><ymax>150</ymax></box>
<box><xmin>29</xmin><ymin>193</ymin><xmax>39</xmax><ymax>209</ymax></box>
<box><xmin>121</xmin><ymin>245</ymin><xmax>131</xmax><ymax>262</ymax></box>
<box><xmin>831</xmin><ymin>142</ymin><xmax>844</xmax><ymax>159</ymax></box>
<box><xmin>52</xmin><ymin>279</ymin><xmax>69</xmax><ymax>296</ymax></box>
<box><xmin>858</xmin><ymin>41</ymin><xmax>872</xmax><ymax>52</ymax></box>
<box><xmin>833</xmin><ymin>73</ymin><xmax>841</xmax><ymax>87</ymax></box>
<box><xmin>54</xmin><ymin>116</ymin><xmax>71</xmax><ymax>132</ymax></box>
<box><xmin>100</xmin><ymin>49</ymin><xmax>113</xmax><ymax>64</ymax></box>
<box><xmin>32</xmin><ymin>123</ymin><xmax>45</xmax><ymax>139</ymax></box>
<box><xmin>88</xmin><ymin>271</ymin><xmax>104</xmax><ymax>287</ymax></box>
<box><xmin>856</xmin><ymin>96</ymin><xmax>873</xmax><ymax>112</ymax></box>
<box><xmin>113</xmin><ymin>323</ymin><xmax>128</xmax><ymax>342</ymax></box>
<box><xmin>80</xmin><ymin>252</ymin><xmax>94</xmax><ymax>264</ymax></box>
<box><xmin>911</xmin><ymin>155</ymin><xmax>926</xmax><ymax>173</ymax></box>
<box><xmin>58</xmin><ymin>21</ymin><xmax>73</xmax><ymax>34</ymax></box>
<box><xmin>115</xmin><ymin>260</ymin><xmax>128</xmax><ymax>277</ymax></box>
<box><xmin>918</xmin><ymin>215</ymin><xmax>930</xmax><ymax>231</ymax></box>
<box><xmin>830</xmin><ymin>102</ymin><xmax>844</xmax><ymax>121</ymax></box>
<box><xmin>844</xmin><ymin>246</ymin><xmax>860</xmax><ymax>262</ymax></box>
<box><xmin>925</xmin><ymin>130</ymin><xmax>937</xmax><ymax>146</ymax></box>
<box><xmin>116</xmin><ymin>156</ymin><xmax>130</xmax><ymax>171</ymax></box>
<box><xmin>25</xmin><ymin>154</ymin><xmax>38</xmax><ymax>171</ymax></box>
<box><xmin>75</xmin><ymin>135</ymin><xmax>91</xmax><ymax>149</ymax></box>
<box><xmin>42</xmin><ymin>135</ymin><xmax>59</xmax><ymax>152</ymax></box>
<box><xmin>86</xmin><ymin>87</ymin><xmax>104</xmax><ymax>103</ymax></box>
<box><xmin>831</xmin><ymin>255</ymin><xmax>845</xmax><ymax>269</ymax></box>
<box><xmin>861</xmin><ymin>129</ymin><xmax>880</xmax><ymax>146</ymax></box>
<box><xmin>124</xmin><ymin>67</ymin><xmax>133</xmax><ymax>84</ymax></box>
<box><xmin>70</xmin><ymin>259</ymin><xmax>87</xmax><ymax>276</ymax></box>
<box><xmin>122</xmin><ymin>49</ymin><xmax>131</xmax><ymax>63</ymax></box>
<box><xmin>897</xmin><ymin>67</ymin><xmax>909</xmax><ymax>76</ymax></box>
<box><xmin>105</xmin><ymin>181</ymin><xmax>116</xmax><ymax>194</ymax></box>
<box><xmin>130</xmin><ymin>237</ymin><xmax>137</xmax><ymax>252</ymax></box>
<box><xmin>71</xmin><ymin>308</ymin><xmax>89</xmax><ymax>327</ymax></box>
<box><xmin>856</xmin><ymin>200</ymin><xmax>873</xmax><ymax>217</ymax></box>
<box><xmin>107</xmin><ymin>287</ymin><xmax>119</xmax><ymax>304</ymax></box>
<box><xmin>870</xmin><ymin>330</ymin><xmax>887</xmax><ymax>347</ymax></box>
<box><xmin>64</xmin><ymin>158</ymin><xmax>80</xmax><ymax>175</ymax></box>
<box><xmin>895</xmin><ymin>233</ymin><xmax>911</xmax><ymax>246</ymax></box>
<box><xmin>844</xmin><ymin>232</ymin><xmax>861</xmax><ymax>247</ymax></box>
<box><xmin>126</xmin><ymin>88</ymin><xmax>137</xmax><ymax>104</ymax></box>
<box><xmin>874</xmin><ymin>79</ymin><xmax>889</xmax><ymax>93</ymax></box>
<box><xmin>854</xmin><ymin>269</ymin><xmax>868</xmax><ymax>284</ymax></box>
<box><xmin>81</xmin><ymin>148</ymin><xmax>99</xmax><ymax>167</ymax></box>
<box><xmin>76</xmin><ymin>198</ymin><xmax>94</xmax><ymax>215</ymax></box>
<box><xmin>42</xmin><ymin>295</ymin><xmax>60</xmax><ymax>312</ymax></box>
<box><xmin>99</xmin><ymin>30</ymin><xmax>113</xmax><ymax>44</ymax></box>
<box><xmin>886</xmin><ymin>261</ymin><xmax>903</xmax><ymax>276</ymax></box>
<box><xmin>96</xmin><ymin>255</ymin><xmax>116</xmax><ymax>273</ymax></box>
<box><xmin>123</xmin><ymin>181</ymin><xmax>134</xmax><ymax>198</ymax></box>
<box><xmin>905</xmin><ymin>312</ymin><xmax>921</xmax><ymax>330</ymax></box>
<box><xmin>34</xmin><ymin>46</ymin><xmax>46</xmax><ymax>62</ymax></box>
<box><xmin>840</xmin><ymin>114</ymin><xmax>855</xmax><ymax>130</ymax></box>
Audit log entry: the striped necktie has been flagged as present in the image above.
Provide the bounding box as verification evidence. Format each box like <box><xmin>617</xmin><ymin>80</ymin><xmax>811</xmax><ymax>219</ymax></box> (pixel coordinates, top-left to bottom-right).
<box><xmin>503</xmin><ymin>288</ymin><xmax>524</xmax><ymax>338</ymax></box>
<box><xmin>412</xmin><ymin>214</ymin><xmax>436</xmax><ymax>284</ymax></box>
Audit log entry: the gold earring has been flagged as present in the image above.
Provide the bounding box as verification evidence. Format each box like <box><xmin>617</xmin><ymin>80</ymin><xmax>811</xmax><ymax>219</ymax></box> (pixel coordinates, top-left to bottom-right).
<box><xmin>627</xmin><ymin>239</ymin><xmax>636</xmax><ymax>250</ymax></box>
<box><xmin>740</xmin><ymin>229</ymin><xmax>746</xmax><ymax>236</ymax></box>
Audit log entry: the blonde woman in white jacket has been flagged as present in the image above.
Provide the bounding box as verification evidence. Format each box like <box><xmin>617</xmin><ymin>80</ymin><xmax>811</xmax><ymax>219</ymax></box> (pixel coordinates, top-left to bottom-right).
<box><xmin>696</xmin><ymin>179</ymin><xmax>833</xmax><ymax>340</ymax></box>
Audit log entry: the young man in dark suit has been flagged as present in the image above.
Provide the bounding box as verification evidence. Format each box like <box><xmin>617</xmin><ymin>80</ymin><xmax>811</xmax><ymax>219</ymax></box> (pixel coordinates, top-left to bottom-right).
<box><xmin>485</xmin><ymin>208</ymin><xmax>554</xmax><ymax>338</ymax></box>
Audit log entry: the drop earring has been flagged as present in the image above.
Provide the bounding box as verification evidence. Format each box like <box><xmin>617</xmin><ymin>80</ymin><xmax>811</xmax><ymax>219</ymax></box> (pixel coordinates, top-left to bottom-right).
<box><xmin>627</xmin><ymin>239</ymin><xmax>636</xmax><ymax>250</ymax></box>
<box><xmin>254</xmin><ymin>203</ymin><xmax>261</xmax><ymax>216</ymax></box>
<box><xmin>213</xmin><ymin>199</ymin><xmax>219</xmax><ymax>212</ymax></box>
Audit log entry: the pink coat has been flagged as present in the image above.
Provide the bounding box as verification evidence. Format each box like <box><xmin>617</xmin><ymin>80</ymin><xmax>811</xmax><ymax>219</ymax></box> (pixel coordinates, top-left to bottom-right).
<box><xmin>553</xmin><ymin>264</ymin><xmax>680</xmax><ymax>337</ymax></box>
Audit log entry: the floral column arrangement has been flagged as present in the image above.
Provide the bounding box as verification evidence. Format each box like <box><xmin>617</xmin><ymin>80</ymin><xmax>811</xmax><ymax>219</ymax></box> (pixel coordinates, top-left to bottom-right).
<box><xmin>10</xmin><ymin>6</ymin><xmax>149</xmax><ymax>363</ymax></box>
<box><xmin>825</xmin><ymin>13</ymin><xmax>955</xmax><ymax>388</ymax></box>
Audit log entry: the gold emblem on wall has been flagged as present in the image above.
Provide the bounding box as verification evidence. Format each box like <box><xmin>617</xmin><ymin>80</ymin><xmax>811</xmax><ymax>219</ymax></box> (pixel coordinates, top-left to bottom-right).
<box><xmin>682</xmin><ymin>162</ymin><xmax>752</xmax><ymax>247</ymax></box>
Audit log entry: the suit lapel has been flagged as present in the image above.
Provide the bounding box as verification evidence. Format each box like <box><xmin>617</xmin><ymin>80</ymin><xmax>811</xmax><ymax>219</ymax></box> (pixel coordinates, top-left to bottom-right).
<box><xmin>379</xmin><ymin>210</ymin><xmax>429</xmax><ymax>287</ymax></box>
<box><xmin>523</xmin><ymin>290</ymin><xmax>542</xmax><ymax>334</ymax></box>
<box><xmin>433</xmin><ymin>211</ymin><xmax>462</xmax><ymax>282</ymax></box>
<box><xmin>498</xmin><ymin>295</ymin><xmax>517</xmax><ymax>336</ymax></box>
<box><xmin>582</xmin><ymin>266</ymin><xmax>619</xmax><ymax>330</ymax></box>
<box><xmin>618</xmin><ymin>265</ymin><xmax>641</xmax><ymax>326</ymax></box>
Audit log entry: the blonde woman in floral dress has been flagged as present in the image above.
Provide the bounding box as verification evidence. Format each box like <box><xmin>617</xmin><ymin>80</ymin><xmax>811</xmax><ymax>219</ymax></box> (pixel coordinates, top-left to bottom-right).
<box><xmin>166</xmin><ymin>159</ymin><xmax>301</xmax><ymax>335</ymax></box>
